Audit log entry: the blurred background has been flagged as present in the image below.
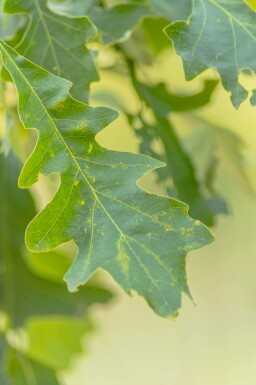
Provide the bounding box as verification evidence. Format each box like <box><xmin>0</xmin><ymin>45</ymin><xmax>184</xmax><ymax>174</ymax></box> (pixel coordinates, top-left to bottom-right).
<box><xmin>60</xmin><ymin>49</ymin><xmax>256</xmax><ymax>384</ymax></box>
<box><xmin>1</xmin><ymin>5</ymin><xmax>256</xmax><ymax>383</ymax></box>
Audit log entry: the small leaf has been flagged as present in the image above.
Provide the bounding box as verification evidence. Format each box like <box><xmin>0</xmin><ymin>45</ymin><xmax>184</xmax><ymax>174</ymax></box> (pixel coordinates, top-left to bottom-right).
<box><xmin>0</xmin><ymin>41</ymin><xmax>214</xmax><ymax>318</ymax></box>
<box><xmin>165</xmin><ymin>0</ymin><xmax>256</xmax><ymax>108</ymax></box>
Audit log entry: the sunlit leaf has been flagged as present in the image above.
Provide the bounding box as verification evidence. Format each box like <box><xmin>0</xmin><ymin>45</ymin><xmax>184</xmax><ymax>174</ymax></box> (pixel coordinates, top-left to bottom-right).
<box><xmin>0</xmin><ymin>41</ymin><xmax>213</xmax><ymax>318</ymax></box>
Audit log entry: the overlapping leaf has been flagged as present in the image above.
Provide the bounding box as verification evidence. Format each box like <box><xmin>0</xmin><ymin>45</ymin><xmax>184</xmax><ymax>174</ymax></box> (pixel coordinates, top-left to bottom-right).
<box><xmin>127</xmin><ymin>69</ymin><xmax>227</xmax><ymax>226</ymax></box>
<box><xmin>49</xmin><ymin>0</ymin><xmax>153</xmax><ymax>45</ymax></box>
<box><xmin>48</xmin><ymin>0</ymin><xmax>100</xmax><ymax>16</ymax></box>
<box><xmin>146</xmin><ymin>0</ymin><xmax>192</xmax><ymax>21</ymax></box>
<box><xmin>0</xmin><ymin>151</ymin><xmax>112</xmax><ymax>382</ymax></box>
<box><xmin>0</xmin><ymin>152</ymin><xmax>112</xmax><ymax>327</ymax></box>
<box><xmin>165</xmin><ymin>0</ymin><xmax>256</xmax><ymax>108</ymax></box>
<box><xmin>185</xmin><ymin>116</ymin><xmax>253</xmax><ymax>193</ymax></box>
<box><xmin>0</xmin><ymin>340</ymin><xmax>65</xmax><ymax>385</ymax></box>
<box><xmin>3</xmin><ymin>0</ymin><xmax>99</xmax><ymax>101</ymax></box>
<box><xmin>0</xmin><ymin>41</ymin><xmax>214</xmax><ymax>318</ymax></box>
<box><xmin>6</xmin><ymin>350</ymin><xmax>60</xmax><ymax>385</ymax></box>
<box><xmin>87</xmin><ymin>4</ymin><xmax>153</xmax><ymax>45</ymax></box>
<box><xmin>0</xmin><ymin>0</ymin><xmax>25</xmax><ymax>40</ymax></box>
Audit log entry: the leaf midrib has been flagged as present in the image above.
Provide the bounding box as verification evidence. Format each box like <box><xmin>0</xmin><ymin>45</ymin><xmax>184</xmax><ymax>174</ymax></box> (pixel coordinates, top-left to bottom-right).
<box><xmin>0</xmin><ymin>42</ymin><xmax>120</xmax><ymax>236</ymax></box>
<box><xmin>0</xmin><ymin>41</ymin><xmax>174</xmax><ymax>312</ymax></box>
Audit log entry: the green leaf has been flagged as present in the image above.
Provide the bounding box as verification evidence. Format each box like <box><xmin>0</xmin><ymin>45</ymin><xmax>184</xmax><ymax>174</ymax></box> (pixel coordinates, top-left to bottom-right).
<box><xmin>185</xmin><ymin>116</ymin><xmax>253</xmax><ymax>194</ymax></box>
<box><xmin>135</xmin><ymin>117</ymin><xmax>227</xmax><ymax>226</ymax></box>
<box><xmin>88</xmin><ymin>4</ymin><xmax>153</xmax><ymax>45</ymax></box>
<box><xmin>140</xmin><ymin>17</ymin><xmax>171</xmax><ymax>55</ymax></box>
<box><xmin>165</xmin><ymin>0</ymin><xmax>256</xmax><ymax>108</ymax></box>
<box><xmin>48</xmin><ymin>0</ymin><xmax>101</xmax><ymax>16</ymax></box>
<box><xmin>7</xmin><ymin>350</ymin><xmax>60</xmax><ymax>385</ymax></box>
<box><xmin>0</xmin><ymin>337</ymin><xmax>9</xmax><ymax>385</ymax></box>
<box><xmin>147</xmin><ymin>0</ymin><xmax>192</xmax><ymax>21</ymax></box>
<box><xmin>49</xmin><ymin>0</ymin><xmax>153</xmax><ymax>45</ymax></box>
<box><xmin>125</xmin><ymin>60</ymin><xmax>226</xmax><ymax>225</ymax></box>
<box><xmin>25</xmin><ymin>317</ymin><xmax>92</xmax><ymax>370</ymax></box>
<box><xmin>3</xmin><ymin>0</ymin><xmax>99</xmax><ymax>101</ymax></box>
<box><xmin>0</xmin><ymin>152</ymin><xmax>112</xmax><ymax>327</ymax></box>
<box><xmin>1</xmin><ymin>336</ymin><xmax>61</xmax><ymax>385</ymax></box>
<box><xmin>0</xmin><ymin>41</ymin><xmax>214</xmax><ymax>318</ymax></box>
<box><xmin>133</xmin><ymin>78</ymin><xmax>218</xmax><ymax>116</ymax></box>
<box><xmin>0</xmin><ymin>0</ymin><xmax>25</xmax><ymax>40</ymax></box>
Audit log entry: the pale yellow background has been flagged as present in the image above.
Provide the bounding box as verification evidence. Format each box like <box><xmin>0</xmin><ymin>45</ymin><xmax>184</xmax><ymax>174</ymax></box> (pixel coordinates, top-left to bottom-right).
<box><xmin>62</xmin><ymin>53</ymin><xmax>256</xmax><ymax>385</ymax></box>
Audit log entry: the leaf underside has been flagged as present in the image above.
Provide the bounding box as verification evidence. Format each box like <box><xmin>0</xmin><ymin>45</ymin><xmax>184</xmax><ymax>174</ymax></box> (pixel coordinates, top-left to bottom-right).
<box><xmin>165</xmin><ymin>0</ymin><xmax>256</xmax><ymax>108</ymax></box>
<box><xmin>0</xmin><ymin>40</ymin><xmax>214</xmax><ymax>318</ymax></box>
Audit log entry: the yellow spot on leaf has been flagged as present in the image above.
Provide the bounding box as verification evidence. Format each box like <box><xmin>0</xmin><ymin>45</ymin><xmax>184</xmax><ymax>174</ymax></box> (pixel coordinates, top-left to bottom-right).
<box><xmin>87</xmin><ymin>143</ymin><xmax>93</xmax><ymax>154</ymax></box>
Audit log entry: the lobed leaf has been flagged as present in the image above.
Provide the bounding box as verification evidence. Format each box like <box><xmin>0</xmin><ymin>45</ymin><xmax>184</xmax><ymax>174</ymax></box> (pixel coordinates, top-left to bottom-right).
<box><xmin>0</xmin><ymin>152</ymin><xmax>112</xmax><ymax>327</ymax></box>
<box><xmin>165</xmin><ymin>0</ymin><xmax>256</xmax><ymax>108</ymax></box>
<box><xmin>49</xmin><ymin>0</ymin><xmax>153</xmax><ymax>45</ymax></box>
<box><xmin>0</xmin><ymin>41</ymin><xmax>214</xmax><ymax>318</ymax></box>
<box><xmin>3</xmin><ymin>0</ymin><xmax>99</xmax><ymax>101</ymax></box>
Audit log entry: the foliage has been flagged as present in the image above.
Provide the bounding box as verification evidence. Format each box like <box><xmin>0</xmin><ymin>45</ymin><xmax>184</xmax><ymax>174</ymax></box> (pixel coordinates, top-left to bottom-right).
<box><xmin>0</xmin><ymin>152</ymin><xmax>112</xmax><ymax>382</ymax></box>
<box><xmin>0</xmin><ymin>0</ymin><xmax>255</xmax><ymax>381</ymax></box>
